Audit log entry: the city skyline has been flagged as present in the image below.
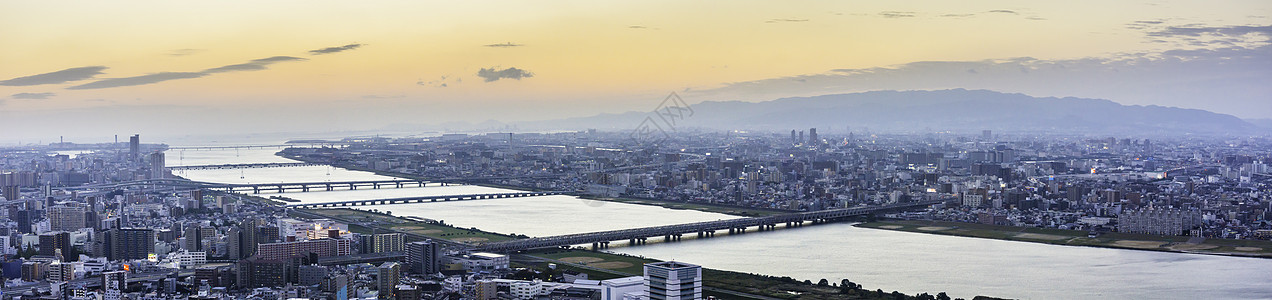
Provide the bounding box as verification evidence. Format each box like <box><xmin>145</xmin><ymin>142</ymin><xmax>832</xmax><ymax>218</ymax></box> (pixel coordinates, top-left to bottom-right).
<box><xmin>1</xmin><ymin>1</ymin><xmax>1270</xmax><ymax>142</ymax></box>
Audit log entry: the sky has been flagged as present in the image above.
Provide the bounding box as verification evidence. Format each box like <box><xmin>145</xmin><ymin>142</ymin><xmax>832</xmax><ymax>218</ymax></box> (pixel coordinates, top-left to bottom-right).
<box><xmin>1</xmin><ymin>1</ymin><xmax>1270</xmax><ymax>143</ymax></box>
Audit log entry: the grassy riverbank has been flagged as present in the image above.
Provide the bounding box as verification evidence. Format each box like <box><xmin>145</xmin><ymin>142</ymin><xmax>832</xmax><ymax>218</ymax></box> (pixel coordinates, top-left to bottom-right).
<box><xmin>299</xmin><ymin>208</ymin><xmax>520</xmax><ymax>243</ymax></box>
<box><xmin>858</xmin><ymin>220</ymin><xmax>1272</xmax><ymax>258</ymax></box>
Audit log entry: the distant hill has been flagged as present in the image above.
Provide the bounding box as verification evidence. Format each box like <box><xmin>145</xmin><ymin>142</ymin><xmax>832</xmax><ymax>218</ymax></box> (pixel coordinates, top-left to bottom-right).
<box><xmin>521</xmin><ymin>89</ymin><xmax>1255</xmax><ymax>135</ymax></box>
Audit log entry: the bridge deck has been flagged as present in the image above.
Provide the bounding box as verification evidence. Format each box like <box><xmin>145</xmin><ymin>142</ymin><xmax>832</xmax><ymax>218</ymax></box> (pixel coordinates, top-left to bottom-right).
<box><xmin>286</xmin><ymin>191</ymin><xmax>565</xmax><ymax>208</ymax></box>
<box><xmin>475</xmin><ymin>200</ymin><xmax>941</xmax><ymax>252</ymax></box>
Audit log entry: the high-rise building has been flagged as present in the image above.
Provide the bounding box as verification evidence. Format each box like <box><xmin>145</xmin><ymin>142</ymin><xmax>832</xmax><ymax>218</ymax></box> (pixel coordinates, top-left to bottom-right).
<box><xmin>256</xmin><ymin>238</ymin><xmax>351</xmax><ymax>261</ymax></box>
<box><xmin>644</xmin><ymin>261</ymin><xmax>702</xmax><ymax>300</ymax></box>
<box><xmin>377</xmin><ymin>262</ymin><xmax>401</xmax><ymax>300</ymax></box>
<box><xmin>48</xmin><ymin>205</ymin><xmax>87</xmax><ymax>232</ymax></box>
<box><xmin>363</xmin><ymin>233</ymin><xmax>404</xmax><ymax>254</ymax></box>
<box><xmin>237</xmin><ymin>256</ymin><xmax>289</xmax><ymax>288</ymax></box>
<box><xmin>298</xmin><ymin>265</ymin><xmax>329</xmax><ymax>286</ymax></box>
<box><xmin>472</xmin><ymin>280</ymin><xmax>498</xmax><ymax>300</ymax></box>
<box><xmin>39</xmin><ymin>232</ymin><xmax>72</xmax><ymax>259</ymax></box>
<box><xmin>2</xmin><ymin>185</ymin><xmax>17</xmax><ymax>201</ymax></box>
<box><xmin>105</xmin><ymin>228</ymin><xmax>156</xmax><ymax>261</ymax></box>
<box><xmin>129</xmin><ymin>135</ymin><xmax>140</xmax><ymax>164</ymax></box>
<box><xmin>808</xmin><ymin>128</ymin><xmax>818</xmax><ymax>146</ymax></box>
<box><xmin>405</xmin><ymin>241</ymin><xmax>439</xmax><ymax>275</ymax></box>
<box><xmin>148</xmin><ymin>152</ymin><xmax>166</xmax><ymax>179</ymax></box>
<box><xmin>227</xmin><ymin>227</ymin><xmax>242</xmax><ymax>260</ymax></box>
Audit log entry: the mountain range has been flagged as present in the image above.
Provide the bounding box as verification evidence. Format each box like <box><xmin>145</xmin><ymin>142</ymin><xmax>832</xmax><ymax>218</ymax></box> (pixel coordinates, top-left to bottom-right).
<box><xmin>513</xmin><ymin>89</ymin><xmax>1258</xmax><ymax>135</ymax></box>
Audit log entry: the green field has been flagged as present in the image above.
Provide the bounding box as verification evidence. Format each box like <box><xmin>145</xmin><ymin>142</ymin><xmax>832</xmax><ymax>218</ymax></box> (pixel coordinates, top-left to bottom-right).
<box><xmin>859</xmin><ymin>220</ymin><xmax>1272</xmax><ymax>258</ymax></box>
<box><xmin>298</xmin><ymin>208</ymin><xmax>518</xmax><ymax>244</ymax></box>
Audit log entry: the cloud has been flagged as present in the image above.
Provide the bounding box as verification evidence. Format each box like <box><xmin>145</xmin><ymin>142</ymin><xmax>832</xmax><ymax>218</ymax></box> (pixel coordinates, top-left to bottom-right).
<box><xmin>418</xmin><ymin>75</ymin><xmax>457</xmax><ymax>88</ymax></box>
<box><xmin>167</xmin><ymin>49</ymin><xmax>205</xmax><ymax>57</ymax></box>
<box><xmin>987</xmin><ymin>10</ymin><xmax>1018</xmax><ymax>14</ymax></box>
<box><xmin>308</xmin><ymin>43</ymin><xmax>364</xmax><ymax>55</ymax></box>
<box><xmin>629</xmin><ymin>25</ymin><xmax>647</xmax><ymax>29</ymax></box>
<box><xmin>66</xmin><ymin>72</ymin><xmax>207</xmax><ymax>90</ymax></box>
<box><xmin>940</xmin><ymin>13</ymin><xmax>976</xmax><ymax>18</ymax></box>
<box><xmin>203</xmin><ymin>56</ymin><xmax>306</xmax><ymax>73</ymax></box>
<box><xmin>484</xmin><ymin>42</ymin><xmax>523</xmax><ymax>48</ymax></box>
<box><xmin>476</xmin><ymin>67</ymin><xmax>533</xmax><ymax>82</ymax></box>
<box><xmin>879</xmin><ymin>11</ymin><xmax>916</xmax><ymax>18</ymax></box>
<box><xmin>65</xmin><ymin>56</ymin><xmax>306</xmax><ymax>89</ymax></box>
<box><xmin>766</xmin><ymin>18</ymin><xmax>809</xmax><ymax>23</ymax></box>
<box><xmin>0</xmin><ymin>66</ymin><xmax>107</xmax><ymax>86</ymax></box>
<box><xmin>11</xmin><ymin>92</ymin><xmax>55</xmax><ymax>100</ymax></box>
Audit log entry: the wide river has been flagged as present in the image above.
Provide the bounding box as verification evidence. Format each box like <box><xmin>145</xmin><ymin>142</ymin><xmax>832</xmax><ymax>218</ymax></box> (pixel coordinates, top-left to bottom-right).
<box><xmin>168</xmin><ymin>147</ymin><xmax>1272</xmax><ymax>299</ymax></box>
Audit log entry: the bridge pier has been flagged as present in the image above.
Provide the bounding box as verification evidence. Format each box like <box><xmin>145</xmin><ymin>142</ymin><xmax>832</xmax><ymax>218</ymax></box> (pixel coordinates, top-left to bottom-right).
<box><xmin>592</xmin><ymin>242</ymin><xmax>598</xmax><ymax>251</ymax></box>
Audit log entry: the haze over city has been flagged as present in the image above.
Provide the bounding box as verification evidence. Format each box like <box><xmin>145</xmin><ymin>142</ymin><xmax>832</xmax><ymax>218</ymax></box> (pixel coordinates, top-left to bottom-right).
<box><xmin>2</xmin><ymin>1</ymin><xmax>1270</xmax><ymax>143</ymax></box>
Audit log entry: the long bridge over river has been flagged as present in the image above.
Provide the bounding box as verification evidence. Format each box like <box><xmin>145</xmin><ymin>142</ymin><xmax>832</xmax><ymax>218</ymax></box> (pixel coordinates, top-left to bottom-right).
<box><xmin>285</xmin><ymin>191</ymin><xmax>566</xmax><ymax>208</ymax></box>
<box><xmin>474</xmin><ymin>200</ymin><xmax>943</xmax><ymax>253</ymax></box>
<box><xmin>168</xmin><ymin>162</ymin><xmax>324</xmax><ymax>170</ymax></box>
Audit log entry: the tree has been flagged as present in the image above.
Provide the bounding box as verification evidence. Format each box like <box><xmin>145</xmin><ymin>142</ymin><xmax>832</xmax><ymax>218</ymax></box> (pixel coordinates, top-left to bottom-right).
<box><xmin>817</xmin><ymin>278</ymin><xmax>829</xmax><ymax>286</ymax></box>
<box><xmin>937</xmin><ymin>292</ymin><xmax>952</xmax><ymax>300</ymax></box>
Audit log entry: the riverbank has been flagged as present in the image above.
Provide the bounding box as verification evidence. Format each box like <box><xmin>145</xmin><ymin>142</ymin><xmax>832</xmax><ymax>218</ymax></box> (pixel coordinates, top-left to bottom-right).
<box><xmin>279</xmin><ymin>152</ymin><xmax>780</xmax><ymax>217</ymax></box>
<box><xmin>857</xmin><ymin>220</ymin><xmax>1272</xmax><ymax>258</ymax></box>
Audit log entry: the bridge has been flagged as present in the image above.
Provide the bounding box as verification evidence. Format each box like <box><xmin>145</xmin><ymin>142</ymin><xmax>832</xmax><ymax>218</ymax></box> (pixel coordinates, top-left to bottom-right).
<box><xmin>474</xmin><ymin>200</ymin><xmax>942</xmax><ymax>252</ymax></box>
<box><xmin>168</xmin><ymin>162</ymin><xmax>323</xmax><ymax>170</ymax></box>
<box><xmin>285</xmin><ymin>191</ymin><xmax>565</xmax><ymax>208</ymax></box>
<box><xmin>168</xmin><ymin>144</ymin><xmax>292</xmax><ymax>150</ymax></box>
<box><xmin>58</xmin><ymin>178</ymin><xmax>445</xmax><ymax>194</ymax></box>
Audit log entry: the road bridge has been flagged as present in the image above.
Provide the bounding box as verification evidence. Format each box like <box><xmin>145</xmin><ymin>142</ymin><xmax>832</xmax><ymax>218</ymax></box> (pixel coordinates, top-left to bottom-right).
<box><xmin>474</xmin><ymin>200</ymin><xmax>942</xmax><ymax>252</ymax></box>
<box><xmin>285</xmin><ymin>191</ymin><xmax>565</xmax><ymax>208</ymax></box>
<box><xmin>168</xmin><ymin>162</ymin><xmax>323</xmax><ymax>170</ymax></box>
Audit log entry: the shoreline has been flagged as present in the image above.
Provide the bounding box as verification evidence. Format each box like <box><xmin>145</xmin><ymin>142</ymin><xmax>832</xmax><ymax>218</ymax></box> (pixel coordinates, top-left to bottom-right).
<box><xmin>856</xmin><ymin>220</ymin><xmax>1272</xmax><ymax>259</ymax></box>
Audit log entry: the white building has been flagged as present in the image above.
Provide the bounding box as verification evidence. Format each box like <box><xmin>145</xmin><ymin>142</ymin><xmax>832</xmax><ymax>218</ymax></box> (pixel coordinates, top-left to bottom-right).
<box><xmin>601</xmin><ymin>276</ymin><xmax>646</xmax><ymax>300</ymax></box>
<box><xmin>452</xmin><ymin>252</ymin><xmax>509</xmax><ymax>272</ymax></box>
<box><xmin>644</xmin><ymin>261</ymin><xmax>701</xmax><ymax>300</ymax></box>
<box><xmin>172</xmin><ymin>251</ymin><xmax>207</xmax><ymax>268</ymax></box>
<box><xmin>510</xmin><ymin>280</ymin><xmax>545</xmax><ymax>299</ymax></box>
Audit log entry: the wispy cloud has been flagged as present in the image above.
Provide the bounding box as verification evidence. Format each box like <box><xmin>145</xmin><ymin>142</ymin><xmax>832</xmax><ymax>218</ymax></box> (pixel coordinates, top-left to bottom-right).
<box><xmin>879</xmin><ymin>11</ymin><xmax>916</xmax><ymax>18</ymax></box>
<box><xmin>11</xmin><ymin>92</ymin><xmax>55</xmax><ymax>100</ymax></box>
<box><xmin>67</xmin><ymin>72</ymin><xmax>207</xmax><ymax>90</ymax></box>
<box><xmin>628</xmin><ymin>25</ymin><xmax>647</xmax><ymax>29</ymax></box>
<box><xmin>766</xmin><ymin>18</ymin><xmax>809</xmax><ymax>23</ymax></box>
<box><xmin>987</xmin><ymin>10</ymin><xmax>1018</xmax><ymax>14</ymax></box>
<box><xmin>477</xmin><ymin>67</ymin><xmax>533</xmax><ymax>82</ymax></box>
<box><xmin>417</xmin><ymin>75</ymin><xmax>458</xmax><ymax>88</ymax></box>
<box><xmin>167</xmin><ymin>48</ymin><xmax>205</xmax><ymax>57</ymax></box>
<box><xmin>66</xmin><ymin>56</ymin><xmax>307</xmax><ymax>89</ymax></box>
<box><xmin>484</xmin><ymin>42</ymin><xmax>523</xmax><ymax>48</ymax></box>
<box><xmin>308</xmin><ymin>43</ymin><xmax>364</xmax><ymax>55</ymax></box>
<box><xmin>0</xmin><ymin>66</ymin><xmax>107</xmax><ymax>86</ymax></box>
<box><xmin>203</xmin><ymin>56</ymin><xmax>306</xmax><ymax>73</ymax></box>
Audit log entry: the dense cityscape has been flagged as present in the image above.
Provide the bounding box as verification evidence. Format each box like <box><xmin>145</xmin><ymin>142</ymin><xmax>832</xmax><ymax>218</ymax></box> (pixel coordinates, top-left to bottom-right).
<box><xmin>3</xmin><ymin>1</ymin><xmax>1271</xmax><ymax>299</ymax></box>
<box><xmin>0</xmin><ymin>129</ymin><xmax>1268</xmax><ymax>299</ymax></box>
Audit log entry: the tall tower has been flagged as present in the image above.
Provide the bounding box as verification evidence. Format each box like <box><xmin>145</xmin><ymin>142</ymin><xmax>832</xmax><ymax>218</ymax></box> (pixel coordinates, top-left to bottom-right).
<box><xmin>808</xmin><ymin>128</ymin><xmax>818</xmax><ymax>146</ymax></box>
<box><xmin>129</xmin><ymin>135</ymin><xmax>140</xmax><ymax>164</ymax></box>
<box><xmin>148</xmin><ymin>151</ymin><xmax>166</xmax><ymax>179</ymax></box>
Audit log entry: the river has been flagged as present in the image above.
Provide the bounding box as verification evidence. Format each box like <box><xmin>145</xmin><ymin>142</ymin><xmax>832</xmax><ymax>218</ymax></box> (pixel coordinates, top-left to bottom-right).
<box><xmin>169</xmin><ymin>147</ymin><xmax>1272</xmax><ymax>300</ymax></box>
